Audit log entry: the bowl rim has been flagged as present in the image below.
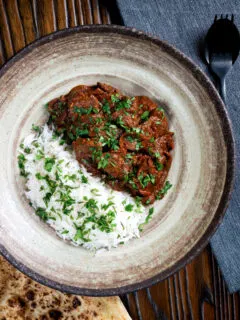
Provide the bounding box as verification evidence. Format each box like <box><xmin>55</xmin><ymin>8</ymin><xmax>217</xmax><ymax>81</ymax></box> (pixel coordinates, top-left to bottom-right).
<box><xmin>0</xmin><ymin>24</ymin><xmax>235</xmax><ymax>296</ymax></box>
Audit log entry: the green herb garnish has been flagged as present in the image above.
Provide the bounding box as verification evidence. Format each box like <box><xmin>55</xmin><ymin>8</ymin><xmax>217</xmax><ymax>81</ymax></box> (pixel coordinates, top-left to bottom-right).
<box><xmin>81</xmin><ymin>175</ymin><xmax>88</xmax><ymax>184</ymax></box>
<box><xmin>155</xmin><ymin>161</ymin><xmax>163</xmax><ymax>171</ymax></box>
<box><xmin>32</xmin><ymin>124</ymin><xmax>41</xmax><ymax>133</ymax></box>
<box><xmin>156</xmin><ymin>181</ymin><xmax>172</xmax><ymax>199</ymax></box>
<box><xmin>102</xmin><ymin>101</ymin><xmax>111</xmax><ymax>114</ymax></box>
<box><xmin>76</xmin><ymin>128</ymin><xmax>89</xmax><ymax>137</ymax></box>
<box><xmin>36</xmin><ymin>207</ymin><xmax>49</xmax><ymax>221</ymax></box>
<box><xmin>125</xmin><ymin>204</ymin><xmax>134</xmax><ymax>212</ymax></box>
<box><xmin>18</xmin><ymin>154</ymin><xmax>28</xmax><ymax>177</ymax></box>
<box><xmin>97</xmin><ymin>153</ymin><xmax>110</xmax><ymax>169</ymax></box>
<box><xmin>44</xmin><ymin>157</ymin><xmax>55</xmax><ymax>172</ymax></box>
<box><xmin>141</xmin><ymin>110</ymin><xmax>150</xmax><ymax>121</ymax></box>
<box><xmin>111</xmin><ymin>94</ymin><xmax>120</xmax><ymax>103</ymax></box>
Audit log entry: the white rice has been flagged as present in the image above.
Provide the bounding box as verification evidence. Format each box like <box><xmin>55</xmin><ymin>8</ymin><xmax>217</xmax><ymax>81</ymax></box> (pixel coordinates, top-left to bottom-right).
<box><xmin>18</xmin><ymin>125</ymin><xmax>151</xmax><ymax>251</ymax></box>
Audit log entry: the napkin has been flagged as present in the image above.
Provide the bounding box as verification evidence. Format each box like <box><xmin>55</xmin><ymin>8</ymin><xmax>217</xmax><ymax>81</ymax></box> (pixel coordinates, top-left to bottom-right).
<box><xmin>116</xmin><ymin>0</ymin><xmax>240</xmax><ymax>293</ymax></box>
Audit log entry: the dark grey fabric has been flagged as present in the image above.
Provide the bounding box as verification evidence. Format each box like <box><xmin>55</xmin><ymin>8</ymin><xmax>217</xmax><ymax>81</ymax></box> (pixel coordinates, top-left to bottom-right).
<box><xmin>117</xmin><ymin>0</ymin><xmax>240</xmax><ymax>293</ymax></box>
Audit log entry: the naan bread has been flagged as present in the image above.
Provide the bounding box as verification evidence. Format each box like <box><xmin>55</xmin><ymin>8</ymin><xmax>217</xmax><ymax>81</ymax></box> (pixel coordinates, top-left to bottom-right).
<box><xmin>0</xmin><ymin>256</ymin><xmax>131</xmax><ymax>320</ymax></box>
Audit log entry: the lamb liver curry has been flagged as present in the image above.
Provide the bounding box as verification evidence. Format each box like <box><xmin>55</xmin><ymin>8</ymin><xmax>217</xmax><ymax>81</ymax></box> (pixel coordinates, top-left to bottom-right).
<box><xmin>47</xmin><ymin>83</ymin><xmax>174</xmax><ymax>204</ymax></box>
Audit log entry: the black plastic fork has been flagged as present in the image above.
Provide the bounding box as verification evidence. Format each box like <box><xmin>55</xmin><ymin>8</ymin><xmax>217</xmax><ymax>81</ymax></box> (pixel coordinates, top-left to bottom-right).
<box><xmin>204</xmin><ymin>14</ymin><xmax>240</xmax><ymax>103</ymax></box>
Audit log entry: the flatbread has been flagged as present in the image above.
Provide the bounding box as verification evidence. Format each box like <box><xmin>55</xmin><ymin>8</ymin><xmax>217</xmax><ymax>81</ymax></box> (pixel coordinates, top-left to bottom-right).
<box><xmin>0</xmin><ymin>255</ymin><xmax>131</xmax><ymax>320</ymax></box>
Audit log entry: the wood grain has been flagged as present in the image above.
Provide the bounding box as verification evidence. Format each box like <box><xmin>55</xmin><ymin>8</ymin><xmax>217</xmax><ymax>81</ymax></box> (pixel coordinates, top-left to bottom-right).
<box><xmin>0</xmin><ymin>1</ymin><xmax>238</xmax><ymax>319</ymax></box>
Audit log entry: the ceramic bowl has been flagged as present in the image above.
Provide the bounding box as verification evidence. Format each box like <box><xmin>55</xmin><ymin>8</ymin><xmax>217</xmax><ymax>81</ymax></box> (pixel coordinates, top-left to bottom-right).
<box><xmin>0</xmin><ymin>25</ymin><xmax>234</xmax><ymax>296</ymax></box>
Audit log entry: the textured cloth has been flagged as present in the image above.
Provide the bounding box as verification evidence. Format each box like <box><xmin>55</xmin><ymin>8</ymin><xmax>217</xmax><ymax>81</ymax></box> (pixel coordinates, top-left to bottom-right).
<box><xmin>117</xmin><ymin>0</ymin><xmax>240</xmax><ymax>293</ymax></box>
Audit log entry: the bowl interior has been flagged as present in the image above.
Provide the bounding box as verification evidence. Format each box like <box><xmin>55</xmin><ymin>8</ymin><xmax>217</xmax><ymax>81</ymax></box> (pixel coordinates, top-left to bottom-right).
<box><xmin>0</xmin><ymin>27</ymin><xmax>232</xmax><ymax>295</ymax></box>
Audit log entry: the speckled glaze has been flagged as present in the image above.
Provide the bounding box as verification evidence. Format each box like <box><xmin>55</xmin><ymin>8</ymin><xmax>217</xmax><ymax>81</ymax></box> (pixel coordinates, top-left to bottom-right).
<box><xmin>0</xmin><ymin>25</ymin><xmax>235</xmax><ymax>296</ymax></box>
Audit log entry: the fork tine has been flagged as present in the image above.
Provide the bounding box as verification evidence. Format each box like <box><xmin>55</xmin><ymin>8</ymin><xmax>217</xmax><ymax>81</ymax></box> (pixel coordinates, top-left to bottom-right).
<box><xmin>220</xmin><ymin>14</ymin><xmax>223</xmax><ymax>19</ymax></box>
<box><xmin>226</xmin><ymin>14</ymin><xmax>228</xmax><ymax>19</ymax></box>
<box><xmin>231</xmin><ymin>14</ymin><xmax>234</xmax><ymax>22</ymax></box>
<box><xmin>214</xmin><ymin>14</ymin><xmax>218</xmax><ymax>22</ymax></box>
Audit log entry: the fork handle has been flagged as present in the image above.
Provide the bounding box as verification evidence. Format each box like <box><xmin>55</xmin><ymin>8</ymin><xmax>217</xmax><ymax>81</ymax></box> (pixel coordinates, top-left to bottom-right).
<box><xmin>219</xmin><ymin>77</ymin><xmax>226</xmax><ymax>104</ymax></box>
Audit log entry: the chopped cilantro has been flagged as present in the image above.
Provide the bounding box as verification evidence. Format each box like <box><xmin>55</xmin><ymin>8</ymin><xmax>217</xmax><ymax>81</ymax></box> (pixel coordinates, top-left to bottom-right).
<box><xmin>76</xmin><ymin>128</ymin><xmax>89</xmax><ymax>137</ymax></box>
<box><xmin>125</xmin><ymin>153</ymin><xmax>133</xmax><ymax>160</ymax></box>
<box><xmin>99</xmin><ymin>134</ymin><xmax>119</xmax><ymax>151</ymax></box>
<box><xmin>68</xmin><ymin>131</ymin><xmax>75</xmax><ymax>141</ymax></box>
<box><xmin>126</xmin><ymin>135</ymin><xmax>136</xmax><ymax>143</ymax></box>
<box><xmin>116</xmin><ymin>116</ymin><xmax>126</xmax><ymax>128</ymax></box>
<box><xmin>32</xmin><ymin>124</ymin><xmax>41</xmax><ymax>133</ymax></box>
<box><xmin>36</xmin><ymin>207</ymin><xmax>48</xmax><ymax>221</ymax></box>
<box><xmin>43</xmin><ymin>192</ymin><xmax>52</xmax><ymax>206</ymax></box>
<box><xmin>131</xmin><ymin>127</ymin><xmax>143</xmax><ymax>135</ymax></box>
<box><xmin>157</xmin><ymin>107</ymin><xmax>165</xmax><ymax>118</ymax></box>
<box><xmin>134</xmin><ymin>196</ymin><xmax>142</xmax><ymax>207</ymax></box>
<box><xmin>102</xmin><ymin>101</ymin><xmax>111</xmax><ymax>114</ymax></box>
<box><xmin>35</xmin><ymin>150</ymin><xmax>44</xmax><ymax>160</ymax></box>
<box><xmin>18</xmin><ymin>154</ymin><xmax>28</xmax><ymax>177</ymax></box>
<box><xmin>35</xmin><ymin>172</ymin><xmax>43</xmax><ymax>180</ymax></box>
<box><xmin>24</xmin><ymin>147</ymin><xmax>31</xmax><ymax>154</ymax></box>
<box><xmin>97</xmin><ymin>153</ymin><xmax>110</xmax><ymax>169</ymax></box>
<box><xmin>155</xmin><ymin>161</ymin><xmax>163</xmax><ymax>171</ymax></box>
<box><xmin>128</xmin><ymin>180</ymin><xmax>137</xmax><ymax>190</ymax></box>
<box><xmin>115</xmin><ymin>98</ymin><xmax>132</xmax><ymax>111</ymax></box>
<box><xmin>91</xmin><ymin>188</ymin><xmax>100</xmax><ymax>196</ymax></box>
<box><xmin>156</xmin><ymin>181</ymin><xmax>172</xmax><ymax>199</ymax></box>
<box><xmin>74</xmin><ymin>226</ymin><xmax>90</xmax><ymax>242</ymax></box>
<box><xmin>101</xmin><ymin>201</ymin><xmax>114</xmax><ymax>210</ymax></box>
<box><xmin>44</xmin><ymin>157</ymin><xmax>55</xmax><ymax>172</ymax></box>
<box><xmin>81</xmin><ymin>175</ymin><xmax>88</xmax><ymax>184</ymax></box>
<box><xmin>111</xmin><ymin>94</ymin><xmax>120</xmax><ymax>103</ymax></box>
<box><xmin>85</xmin><ymin>198</ymin><xmax>98</xmax><ymax>214</ymax></box>
<box><xmin>139</xmin><ymin>207</ymin><xmax>154</xmax><ymax>231</ymax></box>
<box><xmin>125</xmin><ymin>204</ymin><xmax>134</xmax><ymax>212</ymax></box>
<box><xmin>95</xmin><ymin>117</ymin><xmax>103</xmax><ymax>124</ymax></box>
<box><xmin>73</xmin><ymin>106</ymin><xmax>93</xmax><ymax>115</ymax></box>
<box><xmin>135</xmin><ymin>141</ymin><xmax>142</xmax><ymax>151</ymax></box>
<box><xmin>141</xmin><ymin>110</ymin><xmax>150</xmax><ymax>121</ymax></box>
<box><xmin>96</xmin><ymin>211</ymin><xmax>116</xmax><ymax>233</ymax></box>
<box><xmin>138</xmin><ymin>172</ymin><xmax>155</xmax><ymax>188</ymax></box>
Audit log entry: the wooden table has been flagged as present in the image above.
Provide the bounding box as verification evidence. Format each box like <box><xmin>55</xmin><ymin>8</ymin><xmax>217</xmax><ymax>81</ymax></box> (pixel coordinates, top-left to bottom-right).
<box><xmin>0</xmin><ymin>1</ymin><xmax>239</xmax><ymax>319</ymax></box>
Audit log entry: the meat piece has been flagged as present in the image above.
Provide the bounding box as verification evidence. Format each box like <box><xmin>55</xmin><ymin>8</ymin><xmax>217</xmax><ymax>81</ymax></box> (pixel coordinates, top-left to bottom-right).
<box><xmin>68</xmin><ymin>93</ymin><xmax>100</xmax><ymax>121</ymax></box>
<box><xmin>128</xmin><ymin>154</ymin><xmax>170</xmax><ymax>204</ymax></box>
<box><xmin>151</xmin><ymin>107</ymin><xmax>165</xmax><ymax>119</ymax></box>
<box><xmin>106</xmin><ymin>179</ymin><xmax>126</xmax><ymax>192</ymax></box>
<box><xmin>97</xmin><ymin>82</ymin><xmax>122</xmax><ymax>95</ymax></box>
<box><xmin>132</xmin><ymin>96</ymin><xmax>157</xmax><ymax>118</ymax></box>
<box><xmin>127</xmin><ymin>155</ymin><xmax>157</xmax><ymax>198</ymax></box>
<box><xmin>72</xmin><ymin>138</ymin><xmax>102</xmax><ymax>175</ymax></box>
<box><xmin>91</xmin><ymin>87</ymin><xmax>114</xmax><ymax>106</ymax></box>
<box><xmin>119</xmin><ymin>133</ymin><xmax>143</xmax><ymax>152</ymax></box>
<box><xmin>155</xmin><ymin>133</ymin><xmax>174</xmax><ymax>153</ymax></box>
<box><xmin>111</xmin><ymin>96</ymin><xmax>158</xmax><ymax>130</ymax></box>
<box><xmin>100</xmin><ymin>152</ymin><xmax>132</xmax><ymax>180</ymax></box>
<box><xmin>67</xmin><ymin>85</ymin><xmax>110</xmax><ymax>104</ymax></box>
<box><xmin>140</xmin><ymin>115</ymin><xmax>169</xmax><ymax>139</ymax></box>
<box><xmin>47</xmin><ymin>97</ymin><xmax>68</xmax><ymax>128</ymax></box>
<box><xmin>67</xmin><ymin>85</ymin><xmax>93</xmax><ymax>99</ymax></box>
<box><xmin>111</xmin><ymin>111</ymin><xmax>140</xmax><ymax>128</ymax></box>
<box><xmin>142</xmin><ymin>133</ymin><xmax>174</xmax><ymax>165</ymax></box>
<box><xmin>110</xmin><ymin>96</ymin><xmax>141</xmax><ymax>128</ymax></box>
<box><xmin>73</xmin><ymin>138</ymin><xmax>101</xmax><ymax>161</ymax></box>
